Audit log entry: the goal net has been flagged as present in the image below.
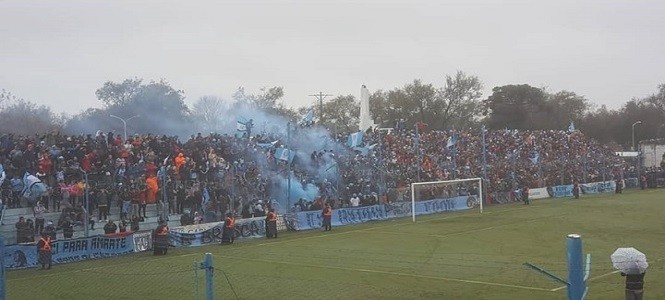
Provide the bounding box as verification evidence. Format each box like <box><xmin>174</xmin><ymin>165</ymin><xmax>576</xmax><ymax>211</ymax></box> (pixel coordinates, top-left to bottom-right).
<box><xmin>410</xmin><ymin>178</ymin><xmax>483</xmax><ymax>222</ymax></box>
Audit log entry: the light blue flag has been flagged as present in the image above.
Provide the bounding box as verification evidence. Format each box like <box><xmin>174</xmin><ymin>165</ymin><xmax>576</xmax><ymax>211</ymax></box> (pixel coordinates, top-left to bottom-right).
<box><xmin>202</xmin><ymin>186</ymin><xmax>210</xmax><ymax>206</ymax></box>
<box><xmin>446</xmin><ymin>134</ymin><xmax>458</xmax><ymax>148</ymax></box>
<box><xmin>346</xmin><ymin>131</ymin><xmax>363</xmax><ymax>147</ymax></box>
<box><xmin>275</xmin><ymin>148</ymin><xmax>295</xmax><ymax>163</ymax></box>
<box><xmin>529</xmin><ymin>151</ymin><xmax>540</xmax><ymax>164</ymax></box>
<box><xmin>353</xmin><ymin>143</ymin><xmax>378</xmax><ymax>156</ymax></box>
<box><xmin>568</xmin><ymin>121</ymin><xmax>575</xmax><ymax>132</ymax></box>
<box><xmin>301</xmin><ymin>110</ymin><xmax>314</xmax><ymax>124</ymax></box>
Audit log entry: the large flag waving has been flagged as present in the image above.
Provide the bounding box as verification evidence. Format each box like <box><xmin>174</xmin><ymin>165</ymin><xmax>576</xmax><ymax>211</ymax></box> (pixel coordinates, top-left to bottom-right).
<box><xmin>347</xmin><ymin>131</ymin><xmax>364</xmax><ymax>147</ymax></box>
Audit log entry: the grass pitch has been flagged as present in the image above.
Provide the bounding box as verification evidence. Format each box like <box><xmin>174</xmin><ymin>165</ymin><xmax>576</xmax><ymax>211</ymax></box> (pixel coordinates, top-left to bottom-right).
<box><xmin>7</xmin><ymin>189</ymin><xmax>664</xmax><ymax>300</ymax></box>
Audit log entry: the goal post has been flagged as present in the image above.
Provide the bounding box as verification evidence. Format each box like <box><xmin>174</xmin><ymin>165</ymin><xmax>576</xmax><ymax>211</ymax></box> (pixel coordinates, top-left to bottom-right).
<box><xmin>410</xmin><ymin>177</ymin><xmax>483</xmax><ymax>223</ymax></box>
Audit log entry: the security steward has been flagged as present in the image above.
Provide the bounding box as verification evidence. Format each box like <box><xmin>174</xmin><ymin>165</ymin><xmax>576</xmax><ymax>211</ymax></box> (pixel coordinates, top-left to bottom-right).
<box><xmin>221</xmin><ymin>213</ymin><xmax>235</xmax><ymax>244</ymax></box>
<box><xmin>265</xmin><ymin>208</ymin><xmax>277</xmax><ymax>238</ymax></box>
<box><xmin>37</xmin><ymin>232</ymin><xmax>52</xmax><ymax>270</ymax></box>
<box><xmin>153</xmin><ymin>220</ymin><xmax>170</xmax><ymax>255</ymax></box>
<box><xmin>322</xmin><ymin>204</ymin><xmax>333</xmax><ymax>231</ymax></box>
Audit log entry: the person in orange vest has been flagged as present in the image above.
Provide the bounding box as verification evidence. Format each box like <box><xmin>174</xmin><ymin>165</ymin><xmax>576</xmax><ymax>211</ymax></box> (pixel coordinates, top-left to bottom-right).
<box><xmin>153</xmin><ymin>220</ymin><xmax>170</xmax><ymax>255</ymax></box>
<box><xmin>265</xmin><ymin>208</ymin><xmax>277</xmax><ymax>238</ymax></box>
<box><xmin>221</xmin><ymin>213</ymin><xmax>235</xmax><ymax>244</ymax></box>
<box><xmin>36</xmin><ymin>232</ymin><xmax>52</xmax><ymax>270</ymax></box>
<box><xmin>321</xmin><ymin>204</ymin><xmax>333</xmax><ymax>231</ymax></box>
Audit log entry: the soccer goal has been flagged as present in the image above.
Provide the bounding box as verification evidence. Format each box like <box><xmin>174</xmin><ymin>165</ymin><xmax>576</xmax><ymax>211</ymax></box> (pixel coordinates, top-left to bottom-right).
<box><xmin>410</xmin><ymin>177</ymin><xmax>483</xmax><ymax>222</ymax></box>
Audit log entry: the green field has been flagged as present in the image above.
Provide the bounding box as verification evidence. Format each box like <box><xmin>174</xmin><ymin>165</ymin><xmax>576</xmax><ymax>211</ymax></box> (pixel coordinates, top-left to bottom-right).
<box><xmin>7</xmin><ymin>189</ymin><xmax>664</xmax><ymax>300</ymax></box>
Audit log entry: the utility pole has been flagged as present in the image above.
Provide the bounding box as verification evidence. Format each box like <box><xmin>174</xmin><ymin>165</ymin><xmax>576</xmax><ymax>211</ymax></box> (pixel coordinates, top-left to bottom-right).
<box><xmin>309</xmin><ymin>92</ymin><xmax>333</xmax><ymax>122</ymax></box>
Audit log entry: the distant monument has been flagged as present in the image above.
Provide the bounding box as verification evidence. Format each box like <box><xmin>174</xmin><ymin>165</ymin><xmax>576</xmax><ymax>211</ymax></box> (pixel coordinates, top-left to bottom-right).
<box><xmin>359</xmin><ymin>85</ymin><xmax>376</xmax><ymax>133</ymax></box>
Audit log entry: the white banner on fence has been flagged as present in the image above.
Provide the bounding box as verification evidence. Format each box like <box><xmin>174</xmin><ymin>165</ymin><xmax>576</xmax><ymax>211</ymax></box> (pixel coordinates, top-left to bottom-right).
<box><xmin>132</xmin><ymin>231</ymin><xmax>152</xmax><ymax>252</ymax></box>
<box><xmin>529</xmin><ymin>187</ymin><xmax>550</xmax><ymax>199</ymax></box>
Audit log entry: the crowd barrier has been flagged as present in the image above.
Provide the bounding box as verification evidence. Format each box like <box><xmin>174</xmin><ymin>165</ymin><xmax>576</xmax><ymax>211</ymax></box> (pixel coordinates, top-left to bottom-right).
<box><xmin>3</xmin><ymin>178</ymin><xmax>636</xmax><ymax>270</ymax></box>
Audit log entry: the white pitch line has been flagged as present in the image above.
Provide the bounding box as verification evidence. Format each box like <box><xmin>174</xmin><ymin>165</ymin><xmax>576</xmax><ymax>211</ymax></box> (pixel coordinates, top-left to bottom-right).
<box><xmin>220</xmin><ymin>255</ymin><xmax>555</xmax><ymax>292</ymax></box>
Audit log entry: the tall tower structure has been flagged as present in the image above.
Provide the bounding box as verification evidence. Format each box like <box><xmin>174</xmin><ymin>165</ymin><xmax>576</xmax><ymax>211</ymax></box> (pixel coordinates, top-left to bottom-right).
<box><xmin>359</xmin><ymin>85</ymin><xmax>375</xmax><ymax>132</ymax></box>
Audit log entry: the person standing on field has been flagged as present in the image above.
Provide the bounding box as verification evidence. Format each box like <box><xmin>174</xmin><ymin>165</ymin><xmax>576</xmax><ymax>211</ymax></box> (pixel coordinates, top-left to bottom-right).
<box><xmin>522</xmin><ymin>186</ymin><xmax>529</xmax><ymax>205</ymax></box>
<box><xmin>265</xmin><ymin>208</ymin><xmax>277</xmax><ymax>238</ymax></box>
<box><xmin>322</xmin><ymin>204</ymin><xmax>332</xmax><ymax>231</ymax></box>
<box><xmin>621</xmin><ymin>272</ymin><xmax>645</xmax><ymax>300</ymax></box>
<box><xmin>36</xmin><ymin>232</ymin><xmax>52</xmax><ymax>270</ymax></box>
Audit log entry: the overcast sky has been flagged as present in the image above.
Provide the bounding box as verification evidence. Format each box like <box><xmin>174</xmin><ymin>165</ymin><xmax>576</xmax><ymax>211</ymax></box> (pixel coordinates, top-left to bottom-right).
<box><xmin>1</xmin><ymin>0</ymin><xmax>664</xmax><ymax>115</ymax></box>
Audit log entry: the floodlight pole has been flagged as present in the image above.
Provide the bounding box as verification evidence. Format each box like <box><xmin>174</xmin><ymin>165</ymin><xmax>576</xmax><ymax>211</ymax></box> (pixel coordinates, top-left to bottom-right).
<box><xmin>110</xmin><ymin>114</ymin><xmax>140</xmax><ymax>141</ymax></box>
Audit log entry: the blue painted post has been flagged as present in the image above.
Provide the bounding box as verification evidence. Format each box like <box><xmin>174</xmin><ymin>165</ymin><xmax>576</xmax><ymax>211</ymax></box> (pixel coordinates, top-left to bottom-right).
<box><xmin>0</xmin><ymin>238</ymin><xmax>5</xmax><ymax>300</ymax></box>
<box><xmin>566</xmin><ymin>234</ymin><xmax>585</xmax><ymax>300</ymax></box>
<box><xmin>203</xmin><ymin>253</ymin><xmax>214</xmax><ymax>300</ymax></box>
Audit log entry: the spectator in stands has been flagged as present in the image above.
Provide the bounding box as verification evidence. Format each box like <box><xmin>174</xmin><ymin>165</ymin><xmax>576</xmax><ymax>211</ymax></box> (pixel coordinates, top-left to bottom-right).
<box><xmin>118</xmin><ymin>218</ymin><xmax>128</xmax><ymax>233</ymax></box>
<box><xmin>131</xmin><ymin>215</ymin><xmax>140</xmax><ymax>232</ymax></box>
<box><xmin>25</xmin><ymin>218</ymin><xmax>35</xmax><ymax>242</ymax></box>
<box><xmin>44</xmin><ymin>221</ymin><xmax>57</xmax><ymax>240</ymax></box>
<box><xmin>193</xmin><ymin>211</ymin><xmax>203</xmax><ymax>224</ymax></box>
<box><xmin>33</xmin><ymin>200</ymin><xmax>47</xmax><ymax>235</ymax></box>
<box><xmin>103</xmin><ymin>219</ymin><xmax>117</xmax><ymax>234</ymax></box>
<box><xmin>61</xmin><ymin>217</ymin><xmax>74</xmax><ymax>239</ymax></box>
<box><xmin>14</xmin><ymin>216</ymin><xmax>28</xmax><ymax>243</ymax></box>
<box><xmin>350</xmin><ymin>194</ymin><xmax>360</xmax><ymax>207</ymax></box>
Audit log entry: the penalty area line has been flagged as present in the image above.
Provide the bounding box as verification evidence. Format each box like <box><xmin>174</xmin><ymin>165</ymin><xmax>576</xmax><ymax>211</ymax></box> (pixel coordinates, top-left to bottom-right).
<box><xmin>221</xmin><ymin>255</ymin><xmax>555</xmax><ymax>292</ymax></box>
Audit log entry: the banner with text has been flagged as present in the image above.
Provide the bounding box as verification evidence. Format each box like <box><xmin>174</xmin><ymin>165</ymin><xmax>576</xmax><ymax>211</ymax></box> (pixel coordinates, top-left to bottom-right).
<box><xmin>3</xmin><ymin>233</ymin><xmax>135</xmax><ymax>269</ymax></box>
<box><xmin>285</xmin><ymin>196</ymin><xmax>474</xmax><ymax>231</ymax></box>
<box><xmin>549</xmin><ymin>185</ymin><xmax>574</xmax><ymax>198</ymax></box>
<box><xmin>169</xmin><ymin>216</ymin><xmax>266</xmax><ymax>247</ymax></box>
<box><xmin>581</xmin><ymin>181</ymin><xmax>616</xmax><ymax>194</ymax></box>
<box><xmin>529</xmin><ymin>187</ymin><xmax>550</xmax><ymax>199</ymax></box>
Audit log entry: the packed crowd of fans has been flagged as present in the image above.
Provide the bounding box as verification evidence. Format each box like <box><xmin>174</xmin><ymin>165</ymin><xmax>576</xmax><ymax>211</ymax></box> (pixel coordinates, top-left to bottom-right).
<box><xmin>0</xmin><ymin>124</ymin><xmax>636</xmax><ymax>243</ymax></box>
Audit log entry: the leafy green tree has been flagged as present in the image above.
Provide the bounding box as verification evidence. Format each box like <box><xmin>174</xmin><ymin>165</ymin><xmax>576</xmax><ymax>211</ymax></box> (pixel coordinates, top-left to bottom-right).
<box><xmin>95</xmin><ymin>78</ymin><xmax>143</xmax><ymax>108</ymax></box>
<box><xmin>318</xmin><ymin>95</ymin><xmax>359</xmax><ymax>133</ymax></box>
<box><xmin>0</xmin><ymin>99</ymin><xmax>62</xmax><ymax>135</ymax></box>
<box><xmin>191</xmin><ymin>96</ymin><xmax>228</xmax><ymax>133</ymax></box>
<box><xmin>437</xmin><ymin>71</ymin><xmax>484</xmax><ymax>129</ymax></box>
<box><xmin>483</xmin><ymin>84</ymin><xmax>548</xmax><ymax>129</ymax></box>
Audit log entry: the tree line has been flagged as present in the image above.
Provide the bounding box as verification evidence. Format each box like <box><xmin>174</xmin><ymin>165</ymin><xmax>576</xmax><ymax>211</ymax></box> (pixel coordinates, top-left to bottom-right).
<box><xmin>1</xmin><ymin>73</ymin><xmax>664</xmax><ymax>149</ymax></box>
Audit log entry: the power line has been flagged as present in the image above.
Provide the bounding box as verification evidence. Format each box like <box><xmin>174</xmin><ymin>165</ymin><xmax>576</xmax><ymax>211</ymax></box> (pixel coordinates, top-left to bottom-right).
<box><xmin>309</xmin><ymin>92</ymin><xmax>333</xmax><ymax>122</ymax></box>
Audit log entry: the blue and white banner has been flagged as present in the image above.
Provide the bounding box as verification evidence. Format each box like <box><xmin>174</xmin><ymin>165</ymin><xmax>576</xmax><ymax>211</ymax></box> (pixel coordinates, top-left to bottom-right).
<box><xmin>236</xmin><ymin>121</ymin><xmax>247</xmax><ymax>131</ymax></box>
<box><xmin>285</xmin><ymin>196</ymin><xmax>475</xmax><ymax>231</ymax></box>
<box><xmin>549</xmin><ymin>185</ymin><xmax>574</xmax><ymax>198</ymax></box>
<box><xmin>3</xmin><ymin>233</ymin><xmax>135</xmax><ymax>269</ymax></box>
<box><xmin>580</xmin><ymin>181</ymin><xmax>616</xmax><ymax>194</ymax></box>
<box><xmin>169</xmin><ymin>217</ymin><xmax>266</xmax><ymax>247</ymax></box>
<box><xmin>286</xmin><ymin>205</ymin><xmax>387</xmax><ymax>231</ymax></box>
